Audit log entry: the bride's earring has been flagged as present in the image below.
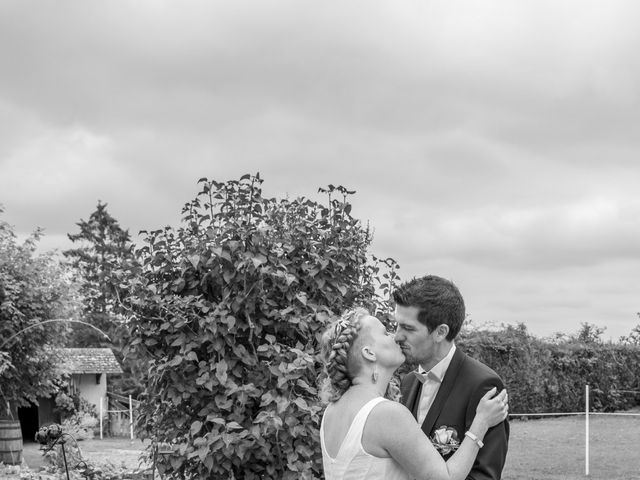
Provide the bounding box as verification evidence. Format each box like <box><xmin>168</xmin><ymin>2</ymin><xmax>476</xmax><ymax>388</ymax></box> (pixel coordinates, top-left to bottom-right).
<box><xmin>371</xmin><ymin>363</ymin><xmax>379</xmax><ymax>384</ymax></box>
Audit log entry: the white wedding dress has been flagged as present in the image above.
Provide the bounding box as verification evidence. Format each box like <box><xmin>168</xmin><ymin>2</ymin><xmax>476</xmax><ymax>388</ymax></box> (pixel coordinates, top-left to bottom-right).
<box><xmin>320</xmin><ymin>397</ymin><xmax>410</xmax><ymax>480</ymax></box>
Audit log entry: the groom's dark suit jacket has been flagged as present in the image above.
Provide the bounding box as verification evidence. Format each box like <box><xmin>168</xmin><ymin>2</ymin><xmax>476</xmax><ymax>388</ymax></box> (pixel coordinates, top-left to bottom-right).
<box><xmin>400</xmin><ymin>349</ymin><xmax>509</xmax><ymax>480</ymax></box>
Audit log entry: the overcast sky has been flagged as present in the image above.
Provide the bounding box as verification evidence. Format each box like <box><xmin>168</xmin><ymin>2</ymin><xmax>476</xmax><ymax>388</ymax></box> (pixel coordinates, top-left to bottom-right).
<box><xmin>1</xmin><ymin>0</ymin><xmax>639</xmax><ymax>340</ymax></box>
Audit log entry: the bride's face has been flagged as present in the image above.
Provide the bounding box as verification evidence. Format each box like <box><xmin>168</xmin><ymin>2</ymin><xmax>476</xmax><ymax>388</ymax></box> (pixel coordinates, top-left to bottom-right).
<box><xmin>360</xmin><ymin>315</ymin><xmax>405</xmax><ymax>368</ymax></box>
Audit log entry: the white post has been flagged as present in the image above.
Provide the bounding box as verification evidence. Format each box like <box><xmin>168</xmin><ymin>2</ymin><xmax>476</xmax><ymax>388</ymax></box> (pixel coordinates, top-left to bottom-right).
<box><xmin>585</xmin><ymin>384</ymin><xmax>589</xmax><ymax>476</ymax></box>
<box><xmin>129</xmin><ymin>394</ymin><xmax>134</xmax><ymax>443</ymax></box>
<box><xmin>99</xmin><ymin>397</ymin><xmax>103</xmax><ymax>440</ymax></box>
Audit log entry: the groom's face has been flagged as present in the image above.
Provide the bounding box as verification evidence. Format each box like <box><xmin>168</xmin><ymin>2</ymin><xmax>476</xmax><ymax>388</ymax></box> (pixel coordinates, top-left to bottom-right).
<box><xmin>394</xmin><ymin>305</ymin><xmax>436</xmax><ymax>368</ymax></box>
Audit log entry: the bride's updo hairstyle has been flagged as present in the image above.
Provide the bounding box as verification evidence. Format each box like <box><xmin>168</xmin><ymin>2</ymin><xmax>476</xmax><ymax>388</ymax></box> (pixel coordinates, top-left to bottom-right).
<box><xmin>319</xmin><ymin>307</ymin><xmax>371</xmax><ymax>403</ymax></box>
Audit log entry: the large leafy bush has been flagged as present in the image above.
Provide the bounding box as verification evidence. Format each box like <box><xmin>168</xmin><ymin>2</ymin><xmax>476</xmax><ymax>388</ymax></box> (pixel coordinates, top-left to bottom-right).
<box><xmin>0</xmin><ymin>207</ymin><xmax>78</xmax><ymax>416</ymax></box>
<box><xmin>121</xmin><ymin>175</ymin><xmax>398</xmax><ymax>479</ymax></box>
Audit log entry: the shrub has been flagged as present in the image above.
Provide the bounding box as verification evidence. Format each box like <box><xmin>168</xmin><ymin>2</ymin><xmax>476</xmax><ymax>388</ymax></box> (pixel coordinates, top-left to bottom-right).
<box><xmin>458</xmin><ymin>323</ymin><xmax>640</xmax><ymax>414</ymax></box>
<box><xmin>120</xmin><ymin>175</ymin><xmax>398</xmax><ymax>479</ymax></box>
<box><xmin>1</xmin><ymin>207</ymin><xmax>78</xmax><ymax>415</ymax></box>
<box><xmin>62</xmin><ymin>411</ymin><xmax>99</xmax><ymax>440</ymax></box>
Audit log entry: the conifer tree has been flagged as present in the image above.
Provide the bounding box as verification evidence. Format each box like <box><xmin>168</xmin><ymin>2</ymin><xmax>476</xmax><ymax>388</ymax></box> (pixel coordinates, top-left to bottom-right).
<box><xmin>64</xmin><ymin>201</ymin><xmax>134</xmax><ymax>347</ymax></box>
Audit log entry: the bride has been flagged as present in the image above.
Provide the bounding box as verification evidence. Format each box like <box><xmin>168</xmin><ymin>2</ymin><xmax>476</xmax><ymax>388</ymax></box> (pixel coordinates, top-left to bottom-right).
<box><xmin>319</xmin><ymin>307</ymin><xmax>508</xmax><ymax>480</ymax></box>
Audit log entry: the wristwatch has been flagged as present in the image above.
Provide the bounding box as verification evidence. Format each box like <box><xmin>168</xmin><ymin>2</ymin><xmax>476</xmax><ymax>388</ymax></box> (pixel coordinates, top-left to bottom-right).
<box><xmin>464</xmin><ymin>430</ymin><xmax>484</xmax><ymax>448</ymax></box>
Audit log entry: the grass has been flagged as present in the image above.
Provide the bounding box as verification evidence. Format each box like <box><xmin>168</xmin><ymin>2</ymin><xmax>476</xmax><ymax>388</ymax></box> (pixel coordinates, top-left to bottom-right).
<box><xmin>4</xmin><ymin>414</ymin><xmax>640</xmax><ymax>479</ymax></box>
<box><xmin>77</xmin><ymin>415</ymin><xmax>640</xmax><ymax>479</ymax></box>
<box><xmin>503</xmin><ymin>413</ymin><xmax>640</xmax><ymax>480</ymax></box>
<box><xmin>1</xmin><ymin>437</ymin><xmax>151</xmax><ymax>479</ymax></box>
<box><xmin>74</xmin><ymin>437</ymin><xmax>150</xmax><ymax>468</ymax></box>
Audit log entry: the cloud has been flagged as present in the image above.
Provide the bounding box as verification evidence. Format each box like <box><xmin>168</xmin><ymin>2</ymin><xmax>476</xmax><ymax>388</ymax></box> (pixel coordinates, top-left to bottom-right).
<box><xmin>1</xmin><ymin>125</ymin><xmax>116</xmax><ymax>202</ymax></box>
<box><xmin>1</xmin><ymin>0</ymin><xmax>640</xmax><ymax>339</ymax></box>
<box><xmin>0</xmin><ymin>124</ymin><xmax>160</xmax><ymax>237</ymax></box>
<box><xmin>373</xmin><ymin>193</ymin><xmax>640</xmax><ymax>271</ymax></box>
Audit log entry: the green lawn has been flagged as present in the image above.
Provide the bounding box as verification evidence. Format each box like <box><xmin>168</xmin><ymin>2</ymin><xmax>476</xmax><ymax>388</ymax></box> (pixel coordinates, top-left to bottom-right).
<box><xmin>85</xmin><ymin>416</ymin><xmax>640</xmax><ymax>479</ymax></box>
<box><xmin>503</xmin><ymin>414</ymin><xmax>640</xmax><ymax>480</ymax></box>
<box><xmin>5</xmin><ymin>415</ymin><xmax>640</xmax><ymax>479</ymax></box>
<box><xmin>75</xmin><ymin>437</ymin><xmax>151</xmax><ymax>471</ymax></box>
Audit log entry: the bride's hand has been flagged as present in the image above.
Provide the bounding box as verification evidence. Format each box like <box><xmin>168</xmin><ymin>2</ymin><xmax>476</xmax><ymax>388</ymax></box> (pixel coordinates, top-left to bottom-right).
<box><xmin>475</xmin><ymin>387</ymin><xmax>508</xmax><ymax>429</ymax></box>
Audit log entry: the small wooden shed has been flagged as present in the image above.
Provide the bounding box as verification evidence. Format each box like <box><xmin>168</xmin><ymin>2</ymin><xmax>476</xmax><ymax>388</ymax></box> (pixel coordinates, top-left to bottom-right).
<box><xmin>18</xmin><ymin>348</ymin><xmax>123</xmax><ymax>441</ymax></box>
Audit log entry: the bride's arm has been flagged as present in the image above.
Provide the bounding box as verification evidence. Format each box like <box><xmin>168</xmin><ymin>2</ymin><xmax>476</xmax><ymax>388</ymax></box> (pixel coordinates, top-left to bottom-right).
<box><xmin>364</xmin><ymin>389</ymin><xmax>507</xmax><ymax>480</ymax></box>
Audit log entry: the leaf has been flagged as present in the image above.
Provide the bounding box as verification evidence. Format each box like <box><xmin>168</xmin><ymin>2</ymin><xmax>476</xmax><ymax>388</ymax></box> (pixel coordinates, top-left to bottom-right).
<box><xmin>206</xmin><ymin>416</ymin><xmax>226</xmax><ymax>425</ymax></box>
<box><xmin>293</xmin><ymin>397</ymin><xmax>308</xmax><ymax>411</ymax></box>
<box><xmin>191</xmin><ymin>420</ymin><xmax>203</xmax><ymax>435</ymax></box>
<box><xmin>168</xmin><ymin>355</ymin><xmax>183</xmax><ymax>367</ymax></box>
<box><xmin>204</xmin><ymin>455</ymin><xmax>214</xmax><ymax>471</ymax></box>
<box><xmin>186</xmin><ymin>351</ymin><xmax>198</xmax><ymax>362</ymax></box>
<box><xmin>196</xmin><ymin>372</ymin><xmax>210</xmax><ymax>385</ymax></box>
<box><xmin>226</xmin><ymin>421</ymin><xmax>242</xmax><ymax>431</ymax></box>
<box><xmin>251</xmin><ymin>254</ymin><xmax>267</xmax><ymax>268</ymax></box>
<box><xmin>188</xmin><ymin>255</ymin><xmax>200</xmax><ymax>269</ymax></box>
<box><xmin>216</xmin><ymin>359</ymin><xmax>228</xmax><ymax>384</ymax></box>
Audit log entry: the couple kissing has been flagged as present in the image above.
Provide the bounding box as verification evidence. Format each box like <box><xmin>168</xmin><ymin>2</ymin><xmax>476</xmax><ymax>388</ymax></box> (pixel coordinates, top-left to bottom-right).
<box><xmin>319</xmin><ymin>275</ymin><xmax>509</xmax><ymax>480</ymax></box>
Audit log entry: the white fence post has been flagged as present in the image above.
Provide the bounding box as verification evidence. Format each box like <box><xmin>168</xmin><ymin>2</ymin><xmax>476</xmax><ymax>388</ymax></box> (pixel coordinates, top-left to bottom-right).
<box><xmin>99</xmin><ymin>396</ymin><xmax>103</xmax><ymax>440</ymax></box>
<box><xmin>129</xmin><ymin>394</ymin><xmax>134</xmax><ymax>442</ymax></box>
<box><xmin>585</xmin><ymin>384</ymin><xmax>589</xmax><ymax>476</ymax></box>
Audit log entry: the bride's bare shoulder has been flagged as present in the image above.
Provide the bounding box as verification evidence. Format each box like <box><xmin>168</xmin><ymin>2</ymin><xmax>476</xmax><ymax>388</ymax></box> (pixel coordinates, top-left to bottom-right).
<box><xmin>369</xmin><ymin>400</ymin><xmax>416</xmax><ymax>425</ymax></box>
<box><xmin>363</xmin><ymin>400</ymin><xmax>422</xmax><ymax>457</ymax></box>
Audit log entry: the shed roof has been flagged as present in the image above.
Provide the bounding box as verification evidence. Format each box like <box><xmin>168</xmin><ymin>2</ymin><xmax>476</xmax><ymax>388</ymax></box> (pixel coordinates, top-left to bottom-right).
<box><xmin>53</xmin><ymin>348</ymin><xmax>123</xmax><ymax>374</ymax></box>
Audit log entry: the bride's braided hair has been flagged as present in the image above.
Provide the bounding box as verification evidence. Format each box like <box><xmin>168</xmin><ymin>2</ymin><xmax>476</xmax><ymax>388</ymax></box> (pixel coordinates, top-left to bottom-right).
<box><xmin>319</xmin><ymin>307</ymin><xmax>369</xmax><ymax>403</ymax></box>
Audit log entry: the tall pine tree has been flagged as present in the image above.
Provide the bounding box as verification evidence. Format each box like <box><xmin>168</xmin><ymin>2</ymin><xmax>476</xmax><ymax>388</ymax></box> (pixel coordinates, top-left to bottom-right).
<box><xmin>64</xmin><ymin>202</ymin><xmax>142</xmax><ymax>395</ymax></box>
<box><xmin>64</xmin><ymin>201</ymin><xmax>134</xmax><ymax>346</ymax></box>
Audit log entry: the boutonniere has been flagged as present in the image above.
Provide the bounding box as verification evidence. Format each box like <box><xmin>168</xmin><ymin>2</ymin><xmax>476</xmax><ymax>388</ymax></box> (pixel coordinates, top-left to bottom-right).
<box><xmin>431</xmin><ymin>426</ymin><xmax>460</xmax><ymax>455</ymax></box>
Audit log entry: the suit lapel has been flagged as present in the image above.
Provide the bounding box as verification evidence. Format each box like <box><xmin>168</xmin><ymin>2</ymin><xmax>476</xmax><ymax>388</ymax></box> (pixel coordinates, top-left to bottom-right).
<box><xmin>421</xmin><ymin>348</ymin><xmax>465</xmax><ymax>435</ymax></box>
<box><xmin>401</xmin><ymin>371</ymin><xmax>424</xmax><ymax>420</ymax></box>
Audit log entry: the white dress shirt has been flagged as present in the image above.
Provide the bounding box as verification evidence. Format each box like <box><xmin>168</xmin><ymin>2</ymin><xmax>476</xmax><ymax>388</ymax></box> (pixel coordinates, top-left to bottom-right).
<box><xmin>416</xmin><ymin>344</ymin><xmax>456</xmax><ymax>425</ymax></box>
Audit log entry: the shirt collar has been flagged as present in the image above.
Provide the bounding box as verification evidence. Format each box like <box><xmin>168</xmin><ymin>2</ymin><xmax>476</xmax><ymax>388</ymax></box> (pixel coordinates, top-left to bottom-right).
<box><xmin>417</xmin><ymin>343</ymin><xmax>456</xmax><ymax>383</ymax></box>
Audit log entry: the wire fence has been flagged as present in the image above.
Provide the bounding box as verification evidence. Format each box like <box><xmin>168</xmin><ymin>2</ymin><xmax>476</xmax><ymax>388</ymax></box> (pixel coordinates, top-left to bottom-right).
<box><xmin>99</xmin><ymin>392</ymin><xmax>139</xmax><ymax>440</ymax></box>
<box><xmin>508</xmin><ymin>386</ymin><xmax>640</xmax><ymax>476</ymax></box>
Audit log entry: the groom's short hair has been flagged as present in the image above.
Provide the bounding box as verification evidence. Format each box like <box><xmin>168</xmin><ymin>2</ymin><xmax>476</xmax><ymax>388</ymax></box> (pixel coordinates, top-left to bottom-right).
<box><xmin>392</xmin><ymin>275</ymin><xmax>465</xmax><ymax>341</ymax></box>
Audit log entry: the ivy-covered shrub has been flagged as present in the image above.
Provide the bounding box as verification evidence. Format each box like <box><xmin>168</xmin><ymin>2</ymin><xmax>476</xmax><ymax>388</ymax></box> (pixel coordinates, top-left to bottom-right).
<box><xmin>458</xmin><ymin>324</ymin><xmax>640</xmax><ymax>414</ymax></box>
<box><xmin>1</xmin><ymin>207</ymin><xmax>77</xmax><ymax>416</ymax></box>
<box><xmin>121</xmin><ymin>175</ymin><xmax>398</xmax><ymax>479</ymax></box>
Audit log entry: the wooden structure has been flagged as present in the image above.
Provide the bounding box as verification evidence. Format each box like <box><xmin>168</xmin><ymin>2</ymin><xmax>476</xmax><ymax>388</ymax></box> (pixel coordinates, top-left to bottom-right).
<box><xmin>18</xmin><ymin>348</ymin><xmax>123</xmax><ymax>441</ymax></box>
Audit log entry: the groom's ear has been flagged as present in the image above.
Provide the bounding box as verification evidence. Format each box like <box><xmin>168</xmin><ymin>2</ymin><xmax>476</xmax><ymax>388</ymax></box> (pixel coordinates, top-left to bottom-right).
<box><xmin>434</xmin><ymin>324</ymin><xmax>450</xmax><ymax>341</ymax></box>
<box><xmin>361</xmin><ymin>346</ymin><xmax>377</xmax><ymax>362</ymax></box>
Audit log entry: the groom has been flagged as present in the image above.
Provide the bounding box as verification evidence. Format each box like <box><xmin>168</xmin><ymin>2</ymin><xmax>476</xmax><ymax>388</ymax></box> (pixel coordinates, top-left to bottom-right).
<box><xmin>393</xmin><ymin>275</ymin><xmax>509</xmax><ymax>480</ymax></box>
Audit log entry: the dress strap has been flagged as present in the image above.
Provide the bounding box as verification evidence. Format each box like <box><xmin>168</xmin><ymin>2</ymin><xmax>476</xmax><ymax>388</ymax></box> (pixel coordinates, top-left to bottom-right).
<box><xmin>339</xmin><ymin>397</ymin><xmax>388</xmax><ymax>457</ymax></box>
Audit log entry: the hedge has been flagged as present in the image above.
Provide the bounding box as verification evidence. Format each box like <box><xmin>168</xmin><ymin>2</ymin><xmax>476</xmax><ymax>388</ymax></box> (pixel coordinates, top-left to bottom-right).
<box><xmin>457</xmin><ymin>324</ymin><xmax>640</xmax><ymax>414</ymax></box>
